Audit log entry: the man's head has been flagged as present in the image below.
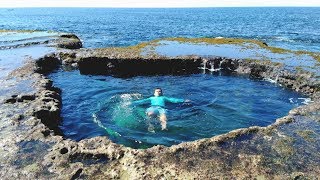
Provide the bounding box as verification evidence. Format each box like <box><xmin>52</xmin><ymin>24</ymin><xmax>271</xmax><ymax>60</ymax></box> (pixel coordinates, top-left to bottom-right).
<box><xmin>154</xmin><ymin>88</ymin><xmax>163</xmax><ymax>97</ymax></box>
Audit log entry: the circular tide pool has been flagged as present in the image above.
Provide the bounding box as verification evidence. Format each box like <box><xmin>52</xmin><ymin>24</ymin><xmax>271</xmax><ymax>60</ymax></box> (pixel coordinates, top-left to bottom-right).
<box><xmin>50</xmin><ymin>70</ymin><xmax>307</xmax><ymax>148</ymax></box>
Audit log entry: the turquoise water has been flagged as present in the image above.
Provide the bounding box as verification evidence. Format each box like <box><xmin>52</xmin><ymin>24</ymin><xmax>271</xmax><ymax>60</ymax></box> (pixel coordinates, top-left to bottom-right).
<box><xmin>0</xmin><ymin>8</ymin><xmax>319</xmax><ymax>52</ymax></box>
<box><xmin>50</xmin><ymin>70</ymin><xmax>307</xmax><ymax>148</ymax></box>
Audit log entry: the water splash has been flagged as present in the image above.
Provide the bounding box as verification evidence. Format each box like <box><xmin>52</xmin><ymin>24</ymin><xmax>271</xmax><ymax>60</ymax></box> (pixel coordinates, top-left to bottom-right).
<box><xmin>289</xmin><ymin>97</ymin><xmax>312</xmax><ymax>105</ymax></box>
<box><xmin>199</xmin><ymin>59</ymin><xmax>207</xmax><ymax>72</ymax></box>
<box><xmin>264</xmin><ymin>68</ymin><xmax>282</xmax><ymax>84</ymax></box>
<box><xmin>208</xmin><ymin>60</ymin><xmax>223</xmax><ymax>72</ymax></box>
<box><xmin>92</xmin><ymin>113</ymin><xmax>121</xmax><ymax>137</ymax></box>
<box><xmin>93</xmin><ymin>93</ymin><xmax>146</xmax><ymax>137</ymax></box>
<box><xmin>208</xmin><ymin>61</ymin><xmax>217</xmax><ymax>72</ymax></box>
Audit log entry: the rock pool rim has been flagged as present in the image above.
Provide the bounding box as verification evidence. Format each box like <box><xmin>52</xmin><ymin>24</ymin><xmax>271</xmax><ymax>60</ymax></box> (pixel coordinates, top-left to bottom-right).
<box><xmin>27</xmin><ymin>49</ymin><xmax>319</xmax><ymax>149</ymax></box>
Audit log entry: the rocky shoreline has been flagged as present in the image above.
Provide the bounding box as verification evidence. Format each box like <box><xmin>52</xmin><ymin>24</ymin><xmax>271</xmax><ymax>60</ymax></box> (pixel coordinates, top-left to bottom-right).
<box><xmin>0</xmin><ymin>34</ymin><xmax>319</xmax><ymax>179</ymax></box>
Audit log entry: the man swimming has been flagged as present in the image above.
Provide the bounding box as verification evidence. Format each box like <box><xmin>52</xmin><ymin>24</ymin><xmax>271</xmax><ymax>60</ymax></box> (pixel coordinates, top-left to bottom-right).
<box><xmin>133</xmin><ymin>88</ymin><xmax>190</xmax><ymax>130</ymax></box>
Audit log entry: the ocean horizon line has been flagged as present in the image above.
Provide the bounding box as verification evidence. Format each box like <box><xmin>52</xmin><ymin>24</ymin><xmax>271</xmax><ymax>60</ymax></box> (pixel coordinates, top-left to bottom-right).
<box><xmin>1</xmin><ymin>6</ymin><xmax>320</xmax><ymax>9</ymax></box>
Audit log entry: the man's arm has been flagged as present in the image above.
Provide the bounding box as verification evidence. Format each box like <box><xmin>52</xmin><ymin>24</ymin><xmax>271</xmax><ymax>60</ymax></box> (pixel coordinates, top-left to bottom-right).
<box><xmin>165</xmin><ymin>97</ymin><xmax>185</xmax><ymax>103</ymax></box>
<box><xmin>132</xmin><ymin>97</ymin><xmax>150</xmax><ymax>105</ymax></box>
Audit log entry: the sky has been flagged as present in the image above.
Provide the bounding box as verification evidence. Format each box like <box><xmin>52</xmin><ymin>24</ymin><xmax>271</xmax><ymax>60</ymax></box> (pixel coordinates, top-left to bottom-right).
<box><xmin>0</xmin><ymin>0</ymin><xmax>319</xmax><ymax>8</ymax></box>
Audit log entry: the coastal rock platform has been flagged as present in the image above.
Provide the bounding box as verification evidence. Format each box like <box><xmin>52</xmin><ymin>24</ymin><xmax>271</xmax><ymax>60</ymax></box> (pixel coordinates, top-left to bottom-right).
<box><xmin>0</xmin><ymin>33</ymin><xmax>319</xmax><ymax>179</ymax></box>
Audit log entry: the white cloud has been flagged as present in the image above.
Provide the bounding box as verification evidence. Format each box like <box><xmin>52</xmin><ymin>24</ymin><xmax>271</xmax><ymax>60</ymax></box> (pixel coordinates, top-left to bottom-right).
<box><xmin>0</xmin><ymin>0</ymin><xmax>319</xmax><ymax>8</ymax></box>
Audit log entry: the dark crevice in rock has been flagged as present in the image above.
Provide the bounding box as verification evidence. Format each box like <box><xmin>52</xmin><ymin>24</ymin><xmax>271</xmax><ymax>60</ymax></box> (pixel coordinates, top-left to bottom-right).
<box><xmin>41</xmin><ymin>129</ymin><xmax>51</xmax><ymax>137</ymax></box>
<box><xmin>34</xmin><ymin>109</ymin><xmax>62</xmax><ymax>135</ymax></box>
<box><xmin>20</xmin><ymin>94</ymin><xmax>36</xmax><ymax>101</ymax></box>
<box><xmin>4</xmin><ymin>94</ymin><xmax>36</xmax><ymax>104</ymax></box>
<box><xmin>69</xmin><ymin>153</ymin><xmax>109</xmax><ymax>165</ymax></box>
<box><xmin>4</xmin><ymin>98</ymin><xmax>16</xmax><ymax>103</ymax></box>
<box><xmin>70</xmin><ymin>168</ymin><xmax>83</xmax><ymax>180</ymax></box>
<box><xmin>60</xmin><ymin>147</ymin><xmax>68</xmax><ymax>154</ymax></box>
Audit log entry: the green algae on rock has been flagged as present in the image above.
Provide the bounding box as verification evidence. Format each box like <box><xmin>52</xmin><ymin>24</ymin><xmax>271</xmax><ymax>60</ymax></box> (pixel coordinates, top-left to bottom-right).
<box><xmin>296</xmin><ymin>130</ymin><xmax>317</xmax><ymax>142</ymax></box>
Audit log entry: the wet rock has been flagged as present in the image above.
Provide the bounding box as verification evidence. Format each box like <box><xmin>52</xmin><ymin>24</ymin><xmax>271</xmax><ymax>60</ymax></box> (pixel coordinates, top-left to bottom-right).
<box><xmin>58</xmin><ymin>51</ymin><xmax>79</xmax><ymax>65</ymax></box>
<box><xmin>4</xmin><ymin>94</ymin><xmax>35</xmax><ymax>104</ymax></box>
<box><xmin>34</xmin><ymin>78</ymin><xmax>53</xmax><ymax>89</ymax></box>
<box><xmin>249</xmin><ymin>64</ymin><xmax>267</xmax><ymax>79</ymax></box>
<box><xmin>20</xmin><ymin>94</ymin><xmax>36</xmax><ymax>101</ymax></box>
<box><xmin>5</xmin><ymin>98</ymin><xmax>16</xmax><ymax>103</ymax></box>
<box><xmin>57</xmin><ymin>34</ymin><xmax>82</xmax><ymax>49</ymax></box>
<box><xmin>35</xmin><ymin>53</ymin><xmax>61</xmax><ymax>74</ymax></box>
<box><xmin>32</xmin><ymin>87</ymin><xmax>62</xmax><ymax>135</ymax></box>
<box><xmin>12</xmin><ymin>114</ymin><xmax>24</xmax><ymax>121</ymax></box>
<box><xmin>60</xmin><ymin>34</ymin><xmax>79</xmax><ymax>39</ymax></box>
<box><xmin>33</xmin><ymin>107</ymin><xmax>61</xmax><ymax>134</ymax></box>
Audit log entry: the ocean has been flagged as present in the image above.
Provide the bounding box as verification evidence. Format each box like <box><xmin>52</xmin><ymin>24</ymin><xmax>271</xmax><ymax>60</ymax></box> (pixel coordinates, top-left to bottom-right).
<box><xmin>0</xmin><ymin>7</ymin><xmax>319</xmax><ymax>51</ymax></box>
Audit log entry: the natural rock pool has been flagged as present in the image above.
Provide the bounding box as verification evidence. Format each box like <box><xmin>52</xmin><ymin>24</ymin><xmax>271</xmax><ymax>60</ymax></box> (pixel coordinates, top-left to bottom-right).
<box><xmin>50</xmin><ymin>70</ymin><xmax>307</xmax><ymax>148</ymax></box>
<box><xmin>0</xmin><ymin>29</ymin><xmax>318</xmax><ymax>178</ymax></box>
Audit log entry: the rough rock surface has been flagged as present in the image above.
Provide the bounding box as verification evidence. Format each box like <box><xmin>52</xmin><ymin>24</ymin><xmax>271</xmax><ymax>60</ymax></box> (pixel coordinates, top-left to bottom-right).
<box><xmin>0</xmin><ymin>37</ymin><xmax>319</xmax><ymax>179</ymax></box>
<box><xmin>56</xmin><ymin>34</ymin><xmax>83</xmax><ymax>49</ymax></box>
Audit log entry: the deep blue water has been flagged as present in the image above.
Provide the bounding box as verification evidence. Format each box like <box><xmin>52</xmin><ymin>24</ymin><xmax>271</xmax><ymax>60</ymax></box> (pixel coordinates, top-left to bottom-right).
<box><xmin>50</xmin><ymin>70</ymin><xmax>306</xmax><ymax>148</ymax></box>
<box><xmin>0</xmin><ymin>8</ymin><xmax>319</xmax><ymax>51</ymax></box>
